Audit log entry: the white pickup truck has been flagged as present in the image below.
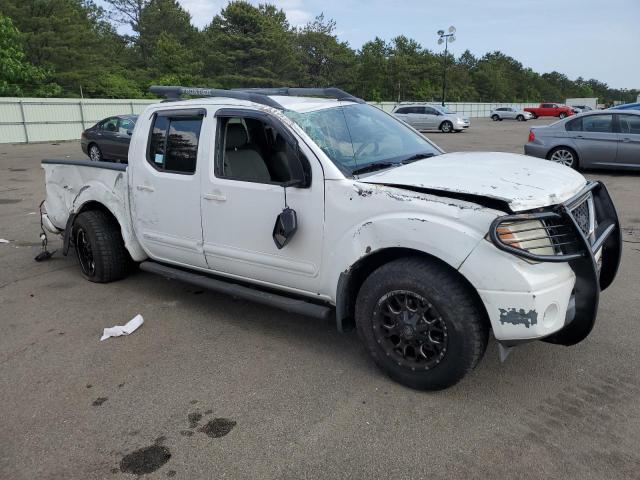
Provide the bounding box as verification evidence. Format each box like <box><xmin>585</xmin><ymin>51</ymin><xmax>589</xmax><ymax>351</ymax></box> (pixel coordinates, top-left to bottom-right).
<box><xmin>41</xmin><ymin>86</ymin><xmax>622</xmax><ymax>390</ymax></box>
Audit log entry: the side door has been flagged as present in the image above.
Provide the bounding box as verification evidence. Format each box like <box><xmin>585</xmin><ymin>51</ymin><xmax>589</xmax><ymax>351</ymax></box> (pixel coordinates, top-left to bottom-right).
<box><xmin>540</xmin><ymin>104</ymin><xmax>553</xmax><ymax>116</ymax></box>
<box><xmin>505</xmin><ymin>107</ymin><xmax>516</xmax><ymax>119</ymax></box>
<box><xmin>393</xmin><ymin>106</ymin><xmax>411</xmax><ymax>125</ymax></box>
<box><xmin>201</xmin><ymin>109</ymin><xmax>325</xmax><ymax>294</ymax></box>
<box><xmin>423</xmin><ymin>107</ymin><xmax>440</xmax><ymax>129</ymax></box>
<box><xmin>130</xmin><ymin>108</ymin><xmax>209</xmax><ymax>268</ymax></box>
<box><xmin>569</xmin><ymin>114</ymin><xmax>618</xmax><ymax>167</ymax></box>
<box><xmin>616</xmin><ymin>114</ymin><xmax>640</xmax><ymax>166</ymax></box>
<box><xmin>113</xmin><ymin>117</ymin><xmax>135</xmax><ymax>161</ymax></box>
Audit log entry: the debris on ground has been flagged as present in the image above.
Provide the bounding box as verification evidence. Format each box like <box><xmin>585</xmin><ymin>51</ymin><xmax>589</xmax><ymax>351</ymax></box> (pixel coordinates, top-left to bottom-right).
<box><xmin>100</xmin><ymin>314</ymin><xmax>144</xmax><ymax>341</ymax></box>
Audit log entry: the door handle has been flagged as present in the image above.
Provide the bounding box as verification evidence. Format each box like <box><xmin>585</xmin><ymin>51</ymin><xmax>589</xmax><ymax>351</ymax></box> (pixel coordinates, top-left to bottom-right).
<box><xmin>575</xmin><ymin>135</ymin><xmax>584</xmax><ymax>138</ymax></box>
<box><xmin>136</xmin><ymin>185</ymin><xmax>155</xmax><ymax>192</ymax></box>
<box><xmin>622</xmin><ymin>137</ymin><xmax>631</xmax><ymax>143</ymax></box>
<box><xmin>203</xmin><ymin>193</ymin><xmax>227</xmax><ymax>202</ymax></box>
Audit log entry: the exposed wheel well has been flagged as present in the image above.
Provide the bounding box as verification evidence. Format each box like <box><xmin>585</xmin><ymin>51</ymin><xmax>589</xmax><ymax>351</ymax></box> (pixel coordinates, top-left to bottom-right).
<box><xmin>64</xmin><ymin>201</ymin><xmax>124</xmax><ymax>255</ymax></box>
<box><xmin>336</xmin><ymin>247</ymin><xmax>490</xmax><ymax>333</ymax></box>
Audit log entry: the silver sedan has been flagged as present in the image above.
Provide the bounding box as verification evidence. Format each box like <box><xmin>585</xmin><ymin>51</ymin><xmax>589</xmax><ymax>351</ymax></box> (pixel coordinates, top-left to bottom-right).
<box><xmin>524</xmin><ymin>110</ymin><xmax>640</xmax><ymax>170</ymax></box>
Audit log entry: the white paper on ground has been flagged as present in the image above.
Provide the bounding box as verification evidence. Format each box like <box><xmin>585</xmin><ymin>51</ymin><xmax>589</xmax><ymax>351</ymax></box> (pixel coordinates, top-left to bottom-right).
<box><xmin>0</xmin><ymin>239</ymin><xmax>9</xmax><ymax>244</ymax></box>
<box><xmin>100</xmin><ymin>314</ymin><xmax>144</xmax><ymax>341</ymax></box>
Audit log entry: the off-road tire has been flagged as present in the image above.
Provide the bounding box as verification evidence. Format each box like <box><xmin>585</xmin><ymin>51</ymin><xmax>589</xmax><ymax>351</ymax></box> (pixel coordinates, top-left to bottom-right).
<box><xmin>355</xmin><ymin>257</ymin><xmax>489</xmax><ymax>390</ymax></box>
<box><xmin>73</xmin><ymin>210</ymin><xmax>129</xmax><ymax>283</ymax></box>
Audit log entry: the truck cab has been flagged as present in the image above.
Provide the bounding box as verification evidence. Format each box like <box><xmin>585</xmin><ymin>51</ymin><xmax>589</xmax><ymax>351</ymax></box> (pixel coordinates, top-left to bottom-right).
<box><xmin>40</xmin><ymin>87</ymin><xmax>621</xmax><ymax>390</ymax></box>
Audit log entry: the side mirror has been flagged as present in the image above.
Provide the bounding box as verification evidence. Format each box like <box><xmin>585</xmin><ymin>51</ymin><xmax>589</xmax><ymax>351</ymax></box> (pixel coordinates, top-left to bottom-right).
<box><xmin>273</xmin><ymin>207</ymin><xmax>298</xmax><ymax>249</ymax></box>
<box><xmin>126</xmin><ymin>130</ymin><xmax>133</xmax><ymax>136</ymax></box>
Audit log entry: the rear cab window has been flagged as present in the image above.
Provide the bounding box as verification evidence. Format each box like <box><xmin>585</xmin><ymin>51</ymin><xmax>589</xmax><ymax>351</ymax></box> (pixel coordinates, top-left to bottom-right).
<box><xmin>147</xmin><ymin>109</ymin><xmax>204</xmax><ymax>174</ymax></box>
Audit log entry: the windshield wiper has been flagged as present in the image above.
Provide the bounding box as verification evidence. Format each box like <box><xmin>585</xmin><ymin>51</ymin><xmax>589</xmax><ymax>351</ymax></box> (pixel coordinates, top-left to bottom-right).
<box><xmin>400</xmin><ymin>152</ymin><xmax>436</xmax><ymax>164</ymax></box>
<box><xmin>351</xmin><ymin>162</ymin><xmax>397</xmax><ymax>175</ymax></box>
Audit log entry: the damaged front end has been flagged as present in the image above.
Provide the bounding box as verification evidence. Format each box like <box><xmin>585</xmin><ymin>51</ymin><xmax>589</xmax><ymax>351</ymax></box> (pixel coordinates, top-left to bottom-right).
<box><xmin>489</xmin><ymin>181</ymin><xmax>621</xmax><ymax>346</ymax></box>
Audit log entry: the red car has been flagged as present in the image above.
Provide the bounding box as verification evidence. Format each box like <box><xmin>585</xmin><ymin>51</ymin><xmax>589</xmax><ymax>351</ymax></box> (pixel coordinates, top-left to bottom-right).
<box><xmin>524</xmin><ymin>103</ymin><xmax>574</xmax><ymax>119</ymax></box>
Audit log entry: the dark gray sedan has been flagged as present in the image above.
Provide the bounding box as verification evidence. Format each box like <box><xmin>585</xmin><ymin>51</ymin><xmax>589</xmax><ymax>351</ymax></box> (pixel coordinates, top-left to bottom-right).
<box><xmin>81</xmin><ymin>115</ymin><xmax>137</xmax><ymax>162</ymax></box>
<box><xmin>524</xmin><ymin>110</ymin><xmax>640</xmax><ymax>170</ymax></box>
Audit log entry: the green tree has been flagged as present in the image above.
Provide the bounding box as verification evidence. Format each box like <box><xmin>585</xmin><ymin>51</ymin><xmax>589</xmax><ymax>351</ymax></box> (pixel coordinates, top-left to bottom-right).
<box><xmin>0</xmin><ymin>14</ymin><xmax>60</xmax><ymax>96</ymax></box>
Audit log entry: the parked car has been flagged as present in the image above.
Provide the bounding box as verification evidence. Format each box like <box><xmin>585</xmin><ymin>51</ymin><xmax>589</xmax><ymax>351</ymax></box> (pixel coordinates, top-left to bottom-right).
<box><xmin>81</xmin><ymin>114</ymin><xmax>138</xmax><ymax>162</ymax></box>
<box><xmin>392</xmin><ymin>104</ymin><xmax>470</xmax><ymax>132</ymax></box>
<box><xmin>570</xmin><ymin>105</ymin><xmax>593</xmax><ymax>114</ymax></box>
<box><xmin>490</xmin><ymin>107</ymin><xmax>532</xmax><ymax>121</ymax></box>
<box><xmin>608</xmin><ymin>102</ymin><xmax>640</xmax><ymax>111</ymax></box>
<box><xmin>41</xmin><ymin>86</ymin><xmax>621</xmax><ymax>390</ymax></box>
<box><xmin>524</xmin><ymin>103</ymin><xmax>574</xmax><ymax>119</ymax></box>
<box><xmin>524</xmin><ymin>110</ymin><xmax>640</xmax><ymax>170</ymax></box>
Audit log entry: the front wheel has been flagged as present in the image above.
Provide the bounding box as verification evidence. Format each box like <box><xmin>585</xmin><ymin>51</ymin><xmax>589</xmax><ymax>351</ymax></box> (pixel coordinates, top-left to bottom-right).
<box><xmin>516</xmin><ymin>115</ymin><xmax>525</xmax><ymax>121</ymax></box>
<box><xmin>355</xmin><ymin>258</ymin><xmax>489</xmax><ymax>390</ymax></box>
<box><xmin>73</xmin><ymin>210</ymin><xmax>130</xmax><ymax>283</ymax></box>
<box><xmin>559</xmin><ymin>112</ymin><xmax>567</xmax><ymax>119</ymax></box>
<box><xmin>440</xmin><ymin>121</ymin><xmax>453</xmax><ymax>133</ymax></box>
<box><xmin>491</xmin><ymin>114</ymin><xmax>499</xmax><ymax>121</ymax></box>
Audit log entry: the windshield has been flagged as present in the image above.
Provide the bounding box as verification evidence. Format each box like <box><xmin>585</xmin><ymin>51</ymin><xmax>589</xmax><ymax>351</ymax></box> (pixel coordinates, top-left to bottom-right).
<box><xmin>284</xmin><ymin>104</ymin><xmax>441</xmax><ymax>176</ymax></box>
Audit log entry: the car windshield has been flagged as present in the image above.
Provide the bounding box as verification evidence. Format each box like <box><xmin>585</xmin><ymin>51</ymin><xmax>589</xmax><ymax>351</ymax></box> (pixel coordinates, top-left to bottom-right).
<box><xmin>284</xmin><ymin>103</ymin><xmax>441</xmax><ymax>176</ymax></box>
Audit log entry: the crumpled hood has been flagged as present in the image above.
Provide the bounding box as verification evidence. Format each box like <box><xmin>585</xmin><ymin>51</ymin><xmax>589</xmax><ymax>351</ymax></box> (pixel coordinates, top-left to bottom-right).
<box><xmin>362</xmin><ymin>151</ymin><xmax>587</xmax><ymax>212</ymax></box>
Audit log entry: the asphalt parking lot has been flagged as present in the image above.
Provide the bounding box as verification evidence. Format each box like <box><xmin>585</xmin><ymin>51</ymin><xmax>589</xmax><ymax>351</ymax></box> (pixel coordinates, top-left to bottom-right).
<box><xmin>1</xmin><ymin>118</ymin><xmax>639</xmax><ymax>479</ymax></box>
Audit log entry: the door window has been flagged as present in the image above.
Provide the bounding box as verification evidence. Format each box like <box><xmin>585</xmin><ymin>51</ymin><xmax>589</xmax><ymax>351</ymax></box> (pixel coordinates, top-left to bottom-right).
<box><xmin>583</xmin><ymin>115</ymin><xmax>613</xmax><ymax>133</ymax></box>
<box><xmin>147</xmin><ymin>112</ymin><xmax>203</xmax><ymax>174</ymax></box>
<box><xmin>99</xmin><ymin>117</ymin><xmax>119</xmax><ymax>132</ymax></box>
<box><xmin>395</xmin><ymin>107</ymin><xmax>411</xmax><ymax>114</ymax></box>
<box><xmin>216</xmin><ymin>116</ymin><xmax>297</xmax><ymax>184</ymax></box>
<box><xmin>619</xmin><ymin>114</ymin><xmax>640</xmax><ymax>134</ymax></box>
<box><xmin>423</xmin><ymin>107</ymin><xmax>439</xmax><ymax>115</ymax></box>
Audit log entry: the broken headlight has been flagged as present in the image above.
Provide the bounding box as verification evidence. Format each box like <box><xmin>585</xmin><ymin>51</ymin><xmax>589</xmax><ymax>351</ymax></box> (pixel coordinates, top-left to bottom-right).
<box><xmin>490</xmin><ymin>212</ymin><xmax>584</xmax><ymax>263</ymax></box>
<box><xmin>496</xmin><ymin>220</ymin><xmax>555</xmax><ymax>256</ymax></box>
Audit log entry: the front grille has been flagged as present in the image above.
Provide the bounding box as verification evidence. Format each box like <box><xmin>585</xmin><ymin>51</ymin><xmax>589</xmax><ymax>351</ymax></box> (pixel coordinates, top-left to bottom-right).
<box><xmin>543</xmin><ymin>216</ymin><xmax>582</xmax><ymax>256</ymax></box>
<box><xmin>570</xmin><ymin>194</ymin><xmax>594</xmax><ymax>237</ymax></box>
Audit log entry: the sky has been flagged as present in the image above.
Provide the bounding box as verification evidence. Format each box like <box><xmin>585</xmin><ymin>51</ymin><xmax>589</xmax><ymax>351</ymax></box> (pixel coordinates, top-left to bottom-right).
<box><xmin>111</xmin><ymin>0</ymin><xmax>640</xmax><ymax>89</ymax></box>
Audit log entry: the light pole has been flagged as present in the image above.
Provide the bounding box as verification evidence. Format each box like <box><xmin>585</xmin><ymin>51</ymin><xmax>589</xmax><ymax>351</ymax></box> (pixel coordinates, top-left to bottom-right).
<box><xmin>437</xmin><ymin>26</ymin><xmax>456</xmax><ymax>107</ymax></box>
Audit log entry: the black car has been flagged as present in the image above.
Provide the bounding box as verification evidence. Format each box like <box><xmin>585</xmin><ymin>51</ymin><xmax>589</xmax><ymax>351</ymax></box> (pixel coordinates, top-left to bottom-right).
<box><xmin>81</xmin><ymin>115</ymin><xmax>137</xmax><ymax>162</ymax></box>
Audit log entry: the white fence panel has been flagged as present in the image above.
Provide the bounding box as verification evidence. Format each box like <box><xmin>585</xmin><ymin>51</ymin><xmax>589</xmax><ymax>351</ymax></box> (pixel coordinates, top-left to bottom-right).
<box><xmin>1</xmin><ymin>97</ymin><xmax>543</xmax><ymax>144</ymax></box>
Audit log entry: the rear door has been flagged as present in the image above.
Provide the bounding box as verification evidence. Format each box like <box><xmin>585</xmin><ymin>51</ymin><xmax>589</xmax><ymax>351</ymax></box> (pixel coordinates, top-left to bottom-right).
<box><xmin>130</xmin><ymin>108</ymin><xmax>209</xmax><ymax>268</ymax></box>
<box><xmin>616</xmin><ymin>114</ymin><xmax>640</xmax><ymax>166</ymax></box>
<box><xmin>570</xmin><ymin>114</ymin><xmax>618</xmax><ymax>167</ymax></box>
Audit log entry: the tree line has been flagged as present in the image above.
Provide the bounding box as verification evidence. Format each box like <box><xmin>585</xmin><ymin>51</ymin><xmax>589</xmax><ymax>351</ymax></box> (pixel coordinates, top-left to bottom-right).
<box><xmin>1</xmin><ymin>0</ymin><xmax>637</xmax><ymax>104</ymax></box>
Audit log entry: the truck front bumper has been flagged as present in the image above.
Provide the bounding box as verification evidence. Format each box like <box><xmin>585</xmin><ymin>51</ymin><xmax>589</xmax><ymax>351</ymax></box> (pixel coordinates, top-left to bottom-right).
<box><xmin>461</xmin><ymin>181</ymin><xmax>621</xmax><ymax>346</ymax></box>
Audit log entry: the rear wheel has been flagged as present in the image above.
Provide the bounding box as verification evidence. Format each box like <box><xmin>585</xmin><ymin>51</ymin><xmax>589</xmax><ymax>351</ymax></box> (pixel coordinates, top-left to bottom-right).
<box><xmin>531</xmin><ymin>113</ymin><xmax>538</xmax><ymax>119</ymax></box>
<box><xmin>73</xmin><ymin>210</ymin><xmax>130</xmax><ymax>283</ymax></box>
<box><xmin>440</xmin><ymin>121</ymin><xmax>453</xmax><ymax>133</ymax></box>
<box><xmin>88</xmin><ymin>143</ymin><xmax>102</xmax><ymax>162</ymax></box>
<box><xmin>355</xmin><ymin>258</ymin><xmax>489</xmax><ymax>390</ymax></box>
<box><xmin>548</xmin><ymin>146</ymin><xmax>578</xmax><ymax>169</ymax></box>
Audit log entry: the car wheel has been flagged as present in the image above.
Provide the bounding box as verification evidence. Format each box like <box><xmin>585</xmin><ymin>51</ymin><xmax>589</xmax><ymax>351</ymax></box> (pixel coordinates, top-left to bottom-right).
<box><xmin>516</xmin><ymin>115</ymin><xmax>524</xmax><ymax>121</ymax></box>
<box><xmin>440</xmin><ymin>121</ymin><xmax>453</xmax><ymax>133</ymax></box>
<box><xmin>491</xmin><ymin>114</ymin><xmax>499</xmax><ymax>121</ymax></box>
<box><xmin>73</xmin><ymin>210</ymin><xmax>130</xmax><ymax>283</ymax></box>
<box><xmin>548</xmin><ymin>147</ymin><xmax>578</xmax><ymax>169</ymax></box>
<box><xmin>531</xmin><ymin>114</ymin><xmax>538</xmax><ymax>119</ymax></box>
<box><xmin>88</xmin><ymin>144</ymin><xmax>102</xmax><ymax>162</ymax></box>
<box><xmin>355</xmin><ymin>257</ymin><xmax>489</xmax><ymax>390</ymax></box>
<box><xmin>559</xmin><ymin>112</ymin><xmax>567</xmax><ymax>119</ymax></box>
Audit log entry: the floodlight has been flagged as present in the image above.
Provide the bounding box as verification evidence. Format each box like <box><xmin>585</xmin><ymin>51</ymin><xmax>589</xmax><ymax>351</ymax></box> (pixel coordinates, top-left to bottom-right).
<box><xmin>450</xmin><ymin>35</ymin><xmax>456</xmax><ymax>42</ymax></box>
<box><xmin>449</xmin><ymin>26</ymin><xmax>456</xmax><ymax>33</ymax></box>
<box><xmin>438</xmin><ymin>38</ymin><xmax>444</xmax><ymax>44</ymax></box>
<box><xmin>437</xmin><ymin>30</ymin><xmax>445</xmax><ymax>36</ymax></box>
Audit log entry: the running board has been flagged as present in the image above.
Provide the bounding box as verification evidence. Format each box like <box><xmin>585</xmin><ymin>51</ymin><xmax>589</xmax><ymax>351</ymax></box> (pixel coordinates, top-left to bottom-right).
<box><xmin>139</xmin><ymin>261</ymin><xmax>332</xmax><ymax>320</ymax></box>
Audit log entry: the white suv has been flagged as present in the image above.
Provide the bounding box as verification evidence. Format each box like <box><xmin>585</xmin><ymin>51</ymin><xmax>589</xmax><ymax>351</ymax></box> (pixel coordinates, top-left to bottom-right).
<box><xmin>490</xmin><ymin>107</ymin><xmax>532</xmax><ymax>121</ymax></box>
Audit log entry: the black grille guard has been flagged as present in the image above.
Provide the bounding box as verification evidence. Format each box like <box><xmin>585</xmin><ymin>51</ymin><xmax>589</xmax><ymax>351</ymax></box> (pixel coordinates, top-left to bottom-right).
<box><xmin>489</xmin><ymin>181</ymin><xmax>622</xmax><ymax>345</ymax></box>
